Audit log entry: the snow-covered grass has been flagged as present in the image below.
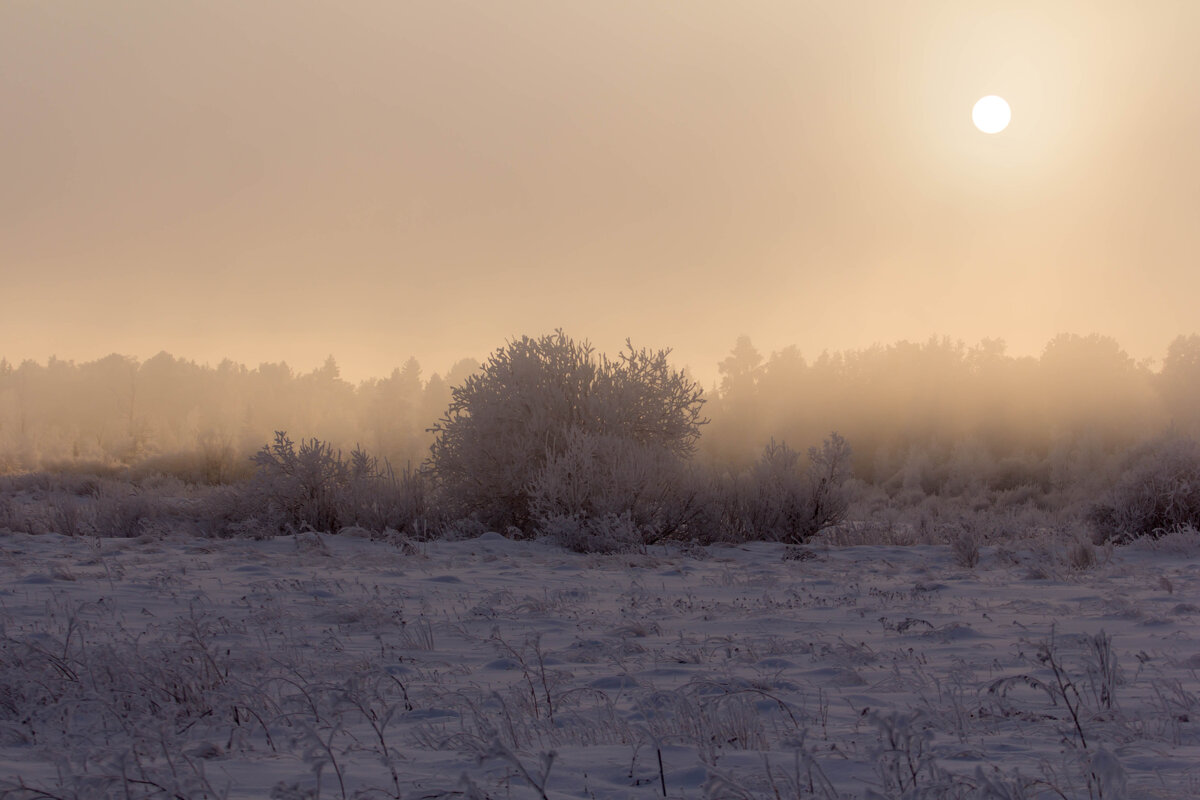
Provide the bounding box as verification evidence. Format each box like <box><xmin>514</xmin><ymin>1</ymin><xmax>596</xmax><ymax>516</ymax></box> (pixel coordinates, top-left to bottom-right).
<box><xmin>0</xmin><ymin>520</ymin><xmax>1197</xmax><ymax>799</ymax></box>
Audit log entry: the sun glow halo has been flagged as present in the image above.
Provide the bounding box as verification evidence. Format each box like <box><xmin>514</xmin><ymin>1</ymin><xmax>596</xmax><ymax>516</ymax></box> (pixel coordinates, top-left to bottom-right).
<box><xmin>972</xmin><ymin>95</ymin><xmax>1011</xmax><ymax>134</ymax></box>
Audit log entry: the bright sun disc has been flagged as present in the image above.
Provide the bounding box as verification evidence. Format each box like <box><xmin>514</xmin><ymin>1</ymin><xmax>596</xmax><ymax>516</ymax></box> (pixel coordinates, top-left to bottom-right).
<box><xmin>972</xmin><ymin>95</ymin><xmax>1011</xmax><ymax>133</ymax></box>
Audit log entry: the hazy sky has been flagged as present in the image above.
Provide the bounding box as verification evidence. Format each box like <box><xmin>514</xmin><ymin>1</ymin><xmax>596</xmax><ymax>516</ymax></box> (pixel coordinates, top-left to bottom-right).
<box><xmin>3</xmin><ymin>1</ymin><xmax>1198</xmax><ymax>382</ymax></box>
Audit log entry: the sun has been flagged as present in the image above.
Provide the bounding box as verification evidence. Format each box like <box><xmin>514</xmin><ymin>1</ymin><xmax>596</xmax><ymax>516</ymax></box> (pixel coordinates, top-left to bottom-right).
<box><xmin>972</xmin><ymin>95</ymin><xmax>1011</xmax><ymax>134</ymax></box>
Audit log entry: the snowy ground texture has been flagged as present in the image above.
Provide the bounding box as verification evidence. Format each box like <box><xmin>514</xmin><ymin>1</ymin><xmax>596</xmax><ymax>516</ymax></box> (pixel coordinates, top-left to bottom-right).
<box><xmin>0</xmin><ymin>528</ymin><xmax>1198</xmax><ymax>799</ymax></box>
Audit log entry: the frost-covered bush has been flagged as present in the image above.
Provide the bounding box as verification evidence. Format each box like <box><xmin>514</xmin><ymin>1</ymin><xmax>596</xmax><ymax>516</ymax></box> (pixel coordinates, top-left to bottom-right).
<box><xmin>245</xmin><ymin>432</ymin><xmax>432</xmax><ymax>535</ymax></box>
<box><xmin>339</xmin><ymin>449</ymin><xmax>437</xmax><ymax>538</ymax></box>
<box><xmin>250</xmin><ymin>432</ymin><xmax>349</xmax><ymax>533</ymax></box>
<box><xmin>429</xmin><ymin>331</ymin><xmax>706</xmax><ymax>532</ymax></box>
<box><xmin>704</xmin><ymin>434</ymin><xmax>852</xmax><ymax>544</ymax></box>
<box><xmin>539</xmin><ymin>511</ymin><xmax>645</xmax><ymax>554</ymax></box>
<box><xmin>1088</xmin><ymin>434</ymin><xmax>1200</xmax><ymax>543</ymax></box>
<box><xmin>92</xmin><ymin>483</ymin><xmax>160</xmax><ymax>537</ymax></box>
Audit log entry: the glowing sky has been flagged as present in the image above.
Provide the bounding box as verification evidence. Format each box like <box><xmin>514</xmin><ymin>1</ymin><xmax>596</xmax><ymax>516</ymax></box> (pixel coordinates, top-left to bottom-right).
<box><xmin>3</xmin><ymin>1</ymin><xmax>1198</xmax><ymax>381</ymax></box>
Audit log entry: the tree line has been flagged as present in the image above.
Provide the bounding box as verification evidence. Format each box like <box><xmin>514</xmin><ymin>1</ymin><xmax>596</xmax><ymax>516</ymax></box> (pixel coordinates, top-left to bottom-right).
<box><xmin>3</xmin><ymin>332</ymin><xmax>1200</xmax><ymax>492</ymax></box>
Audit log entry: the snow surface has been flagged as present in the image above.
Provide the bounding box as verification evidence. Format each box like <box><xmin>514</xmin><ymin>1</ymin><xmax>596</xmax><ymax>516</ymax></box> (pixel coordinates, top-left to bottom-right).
<box><xmin>0</xmin><ymin>528</ymin><xmax>1197</xmax><ymax>798</ymax></box>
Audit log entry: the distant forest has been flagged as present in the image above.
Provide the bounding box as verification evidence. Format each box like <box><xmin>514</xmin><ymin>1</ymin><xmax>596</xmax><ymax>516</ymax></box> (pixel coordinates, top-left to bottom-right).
<box><xmin>3</xmin><ymin>333</ymin><xmax>1200</xmax><ymax>491</ymax></box>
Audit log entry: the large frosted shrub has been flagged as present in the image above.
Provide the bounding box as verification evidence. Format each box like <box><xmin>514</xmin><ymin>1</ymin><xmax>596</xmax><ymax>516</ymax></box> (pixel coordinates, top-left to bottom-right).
<box><xmin>1088</xmin><ymin>434</ymin><xmax>1200</xmax><ymax>543</ymax></box>
<box><xmin>428</xmin><ymin>331</ymin><xmax>706</xmax><ymax>532</ymax></box>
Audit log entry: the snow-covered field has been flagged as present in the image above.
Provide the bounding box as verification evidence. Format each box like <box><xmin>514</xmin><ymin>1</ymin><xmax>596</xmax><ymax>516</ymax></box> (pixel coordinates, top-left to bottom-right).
<box><xmin>0</xmin><ymin>528</ymin><xmax>1197</xmax><ymax>799</ymax></box>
